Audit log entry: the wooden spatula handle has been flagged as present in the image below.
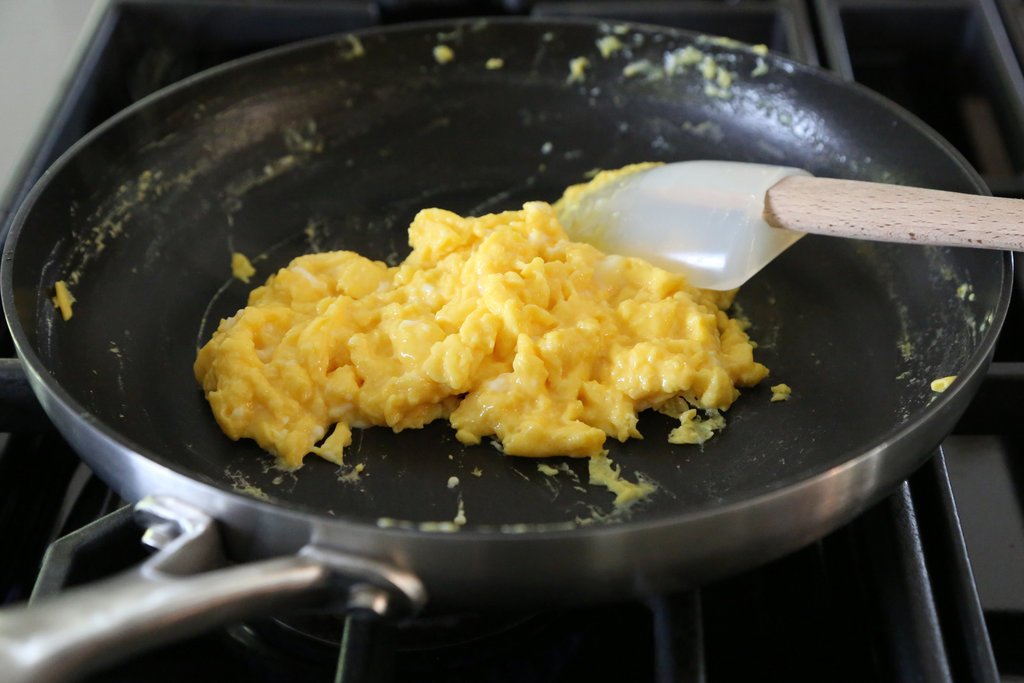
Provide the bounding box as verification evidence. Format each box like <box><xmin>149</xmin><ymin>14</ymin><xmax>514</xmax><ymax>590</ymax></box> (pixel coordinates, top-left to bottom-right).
<box><xmin>764</xmin><ymin>175</ymin><xmax>1024</xmax><ymax>251</ymax></box>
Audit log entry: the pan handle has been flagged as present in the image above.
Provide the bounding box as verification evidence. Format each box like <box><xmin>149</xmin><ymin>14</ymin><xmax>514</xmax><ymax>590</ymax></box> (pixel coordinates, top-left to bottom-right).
<box><xmin>0</xmin><ymin>496</ymin><xmax>426</xmax><ymax>683</ymax></box>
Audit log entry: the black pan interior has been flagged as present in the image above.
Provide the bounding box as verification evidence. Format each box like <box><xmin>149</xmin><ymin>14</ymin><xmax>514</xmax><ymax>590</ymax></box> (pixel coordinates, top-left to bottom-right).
<box><xmin>5</xmin><ymin>19</ymin><xmax>1007</xmax><ymax>529</ymax></box>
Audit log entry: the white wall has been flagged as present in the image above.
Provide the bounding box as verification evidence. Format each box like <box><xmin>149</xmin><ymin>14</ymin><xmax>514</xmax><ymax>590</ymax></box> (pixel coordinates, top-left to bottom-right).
<box><xmin>0</xmin><ymin>0</ymin><xmax>101</xmax><ymax>203</ymax></box>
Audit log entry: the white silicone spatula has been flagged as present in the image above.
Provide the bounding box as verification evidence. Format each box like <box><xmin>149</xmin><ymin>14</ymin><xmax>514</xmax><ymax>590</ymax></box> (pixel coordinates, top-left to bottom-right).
<box><xmin>558</xmin><ymin>161</ymin><xmax>1024</xmax><ymax>290</ymax></box>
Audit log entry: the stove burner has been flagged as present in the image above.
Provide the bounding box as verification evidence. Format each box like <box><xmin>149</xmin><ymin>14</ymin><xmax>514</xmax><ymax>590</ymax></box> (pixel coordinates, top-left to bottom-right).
<box><xmin>226</xmin><ymin>609</ymin><xmax>585</xmax><ymax>682</ymax></box>
<box><xmin>273</xmin><ymin>609</ymin><xmax>543</xmax><ymax>652</ymax></box>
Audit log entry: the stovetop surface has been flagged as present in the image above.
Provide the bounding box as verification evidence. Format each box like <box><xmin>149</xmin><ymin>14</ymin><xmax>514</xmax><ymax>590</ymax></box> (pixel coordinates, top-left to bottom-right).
<box><xmin>2</xmin><ymin>1</ymin><xmax>1024</xmax><ymax>682</ymax></box>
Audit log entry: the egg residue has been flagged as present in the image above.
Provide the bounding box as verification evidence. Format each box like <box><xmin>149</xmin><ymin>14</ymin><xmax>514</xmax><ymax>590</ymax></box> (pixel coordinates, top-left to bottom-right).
<box><xmin>433</xmin><ymin>45</ymin><xmax>454</xmax><ymax>65</ymax></box>
<box><xmin>194</xmin><ymin>173</ymin><xmax>769</xmax><ymax>469</ymax></box>
<box><xmin>231</xmin><ymin>252</ymin><xmax>256</xmax><ymax>283</ymax></box>
<box><xmin>770</xmin><ymin>383</ymin><xmax>792</xmax><ymax>402</ymax></box>
<box><xmin>53</xmin><ymin>280</ymin><xmax>75</xmax><ymax>321</ymax></box>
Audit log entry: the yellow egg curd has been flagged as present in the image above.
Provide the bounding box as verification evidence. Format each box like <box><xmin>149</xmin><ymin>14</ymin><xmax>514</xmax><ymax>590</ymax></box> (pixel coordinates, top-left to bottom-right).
<box><xmin>195</xmin><ymin>176</ymin><xmax>769</xmax><ymax>470</ymax></box>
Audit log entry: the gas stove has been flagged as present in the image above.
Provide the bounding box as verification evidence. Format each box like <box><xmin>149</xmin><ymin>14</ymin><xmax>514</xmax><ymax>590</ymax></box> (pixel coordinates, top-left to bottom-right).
<box><xmin>1</xmin><ymin>1</ymin><xmax>1023</xmax><ymax>681</ymax></box>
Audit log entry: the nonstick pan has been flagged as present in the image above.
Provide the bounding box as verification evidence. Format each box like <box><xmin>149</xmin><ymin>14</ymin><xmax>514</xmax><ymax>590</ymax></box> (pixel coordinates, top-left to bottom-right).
<box><xmin>0</xmin><ymin>17</ymin><xmax>1012</xmax><ymax>682</ymax></box>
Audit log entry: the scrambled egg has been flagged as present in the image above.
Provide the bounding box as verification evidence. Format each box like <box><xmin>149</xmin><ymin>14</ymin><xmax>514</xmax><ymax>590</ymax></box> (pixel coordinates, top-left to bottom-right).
<box><xmin>567</xmin><ymin>56</ymin><xmax>590</xmax><ymax>83</ymax></box>
<box><xmin>931</xmin><ymin>376</ymin><xmax>956</xmax><ymax>393</ymax></box>
<box><xmin>770</xmin><ymin>383</ymin><xmax>792</xmax><ymax>402</ymax></box>
<box><xmin>668</xmin><ymin>408</ymin><xmax>726</xmax><ymax>445</ymax></box>
<box><xmin>433</xmin><ymin>45</ymin><xmax>454</xmax><ymax>65</ymax></box>
<box><xmin>231</xmin><ymin>252</ymin><xmax>256</xmax><ymax>283</ymax></box>
<box><xmin>53</xmin><ymin>280</ymin><xmax>75</xmax><ymax>321</ymax></box>
<box><xmin>195</xmin><ymin>173</ymin><xmax>768</xmax><ymax>469</ymax></box>
<box><xmin>596</xmin><ymin>36</ymin><xmax>624</xmax><ymax>59</ymax></box>
<box><xmin>588</xmin><ymin>453</ymin><xmax>656</xmax><ymax>507</ymax></box>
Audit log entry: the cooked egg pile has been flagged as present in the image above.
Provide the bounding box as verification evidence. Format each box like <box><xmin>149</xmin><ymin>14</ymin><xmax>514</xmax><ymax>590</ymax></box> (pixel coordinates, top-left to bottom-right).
<box><xmin>195</xmin><ymin>173</ymin><xmax>769</xmax><ymax>470</ymax></box>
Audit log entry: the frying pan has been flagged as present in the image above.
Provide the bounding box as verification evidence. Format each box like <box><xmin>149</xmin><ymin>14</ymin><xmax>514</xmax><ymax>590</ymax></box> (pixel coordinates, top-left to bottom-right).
<box><xmin>0</xmin><ymin>17</ymin><xmax>1011</xmax><ymax>682</ymax></box>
